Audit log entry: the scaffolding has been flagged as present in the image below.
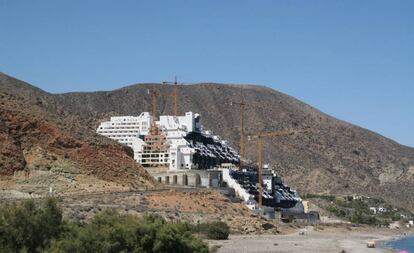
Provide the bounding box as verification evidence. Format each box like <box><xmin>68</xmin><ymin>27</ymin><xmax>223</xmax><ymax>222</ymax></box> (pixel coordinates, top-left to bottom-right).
<box><xmin>139</xmin><ymin>124</ymin><xmax>170</xmax><ymax>168</ymax></box>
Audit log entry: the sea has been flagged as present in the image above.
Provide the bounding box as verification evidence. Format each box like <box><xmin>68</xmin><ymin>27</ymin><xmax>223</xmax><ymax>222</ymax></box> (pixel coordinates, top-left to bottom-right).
<box><xmin>382</xmin><ymin>235</ymin><xmax>414</xmax><ymax>252</ymax></box>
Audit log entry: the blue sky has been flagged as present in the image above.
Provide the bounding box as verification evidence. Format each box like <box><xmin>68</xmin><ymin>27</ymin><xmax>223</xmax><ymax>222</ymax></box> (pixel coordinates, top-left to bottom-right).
<box><xmin>0</xmin><ymin>0</ymin><xmax>413</xmax><ymax>147</ymax></box>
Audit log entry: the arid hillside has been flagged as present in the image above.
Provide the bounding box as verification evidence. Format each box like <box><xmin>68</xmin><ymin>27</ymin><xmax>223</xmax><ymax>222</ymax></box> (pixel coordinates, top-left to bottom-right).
<box><xmin>0</xmin><ymin>73</ymin><xmax>155</xmax><ymax>195</ymax></box>
<box><xmin>1</xmin><ymin>73</ymin><xmax>414</xmax><ymax>209</ymax></box>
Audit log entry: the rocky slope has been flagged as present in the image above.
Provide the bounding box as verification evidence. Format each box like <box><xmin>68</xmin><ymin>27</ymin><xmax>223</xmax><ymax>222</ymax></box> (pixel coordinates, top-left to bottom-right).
<box><xmin>0</xmin><ymin>73</ymin><xmax>155</xmax><ymax>195</ymax></box>
<box><xmin>1</xmin><ymin>73</ymin><xmax>414</xmax><ymax>209</ymax></box>
<box><xmin>59</xmin><ymin>189</ymin><xmax>281</xmax><ymax>234</ymax></box>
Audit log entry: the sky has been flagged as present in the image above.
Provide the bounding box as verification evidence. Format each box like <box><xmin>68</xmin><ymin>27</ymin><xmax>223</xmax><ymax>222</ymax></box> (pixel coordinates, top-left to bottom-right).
<box><xmin>0</xmin><ymin>0</ymin><xmax>413</xmax><ymax>147</ymax></box>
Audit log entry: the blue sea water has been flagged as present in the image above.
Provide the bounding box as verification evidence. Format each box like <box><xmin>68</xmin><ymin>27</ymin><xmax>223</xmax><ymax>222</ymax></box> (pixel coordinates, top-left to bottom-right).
<box><xmin>383</xmin><ymin>235</ymin><xmax>414</xmax><ymax>252</ymax></box>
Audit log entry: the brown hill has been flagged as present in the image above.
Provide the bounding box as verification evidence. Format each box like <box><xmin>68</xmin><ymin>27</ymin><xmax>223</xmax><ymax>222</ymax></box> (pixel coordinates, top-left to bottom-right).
<box><xmin>1</xmin><ymin>73</ymin><xmax>414</xmax><ymax>209</ymax></box>
<box><xmin>0</xmin><ymin>73</ymin><xmax>155</xmax><ymax>195</ymax></box>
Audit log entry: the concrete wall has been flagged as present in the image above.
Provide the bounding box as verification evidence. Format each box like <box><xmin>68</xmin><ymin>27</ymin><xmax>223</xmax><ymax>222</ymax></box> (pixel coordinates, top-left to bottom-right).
<box><xmin>152</xmin><ymin>170</ymin><xmax>222</xmax><ymax>188</ymax></box>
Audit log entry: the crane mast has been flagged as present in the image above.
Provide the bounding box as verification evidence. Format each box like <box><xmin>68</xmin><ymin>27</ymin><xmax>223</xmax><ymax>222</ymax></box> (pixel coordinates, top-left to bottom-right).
<box><xmin>257</xmin><ymin>133</ymin><xmax>264</xmax><ymax>208</ymax></box>
<box><xmin>251</xmin><ymin>128</ymin><xmax>309</xmax><ymax>209</ymax></box>
<box><xmin>230</xmin><ymin>89</ymin><xmax>247</xmax><ymax>165</ymax></box>
<box><xmin>147</xmin><ymin>88</ymin><xmax>160</xmax><ymax>122</ymax></box>
<box><xmin>173</xmin><ymin>77</ymin><xmax>178</xmax><ymax>116</ymax></box>
<box><xmin>162</xmin><ymin>77</ymin><xmax>179</xmax><ymax>116</ymax></box>
<box><xmin>239</xmin><ymin>96</ymin><xmax>246</xmax><ymax>161</ymax></box>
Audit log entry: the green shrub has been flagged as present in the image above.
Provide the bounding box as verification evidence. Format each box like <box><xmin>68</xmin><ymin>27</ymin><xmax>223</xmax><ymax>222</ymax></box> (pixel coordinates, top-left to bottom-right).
<box><xmin>47</xmin><ymin>212</ymin><xmax>209</xmax><ymax>253</ymax></box>
<box><xmin>194</xmin><ymin>221</ymin><xmax>230</xmax><ymax>240</ymax></box>
<box><xmin>0</xmin><ymin>198</ymin><xmax>63</xmax><ymax>253</ymax></box>
<box><xmin>0</xmin><ymin>199</ymin><xmax>210</xmax><ymax>253</ymax></box>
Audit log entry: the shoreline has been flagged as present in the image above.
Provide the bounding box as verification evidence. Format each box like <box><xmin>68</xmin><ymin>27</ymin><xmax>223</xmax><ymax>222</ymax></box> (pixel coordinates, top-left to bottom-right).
<box><xmin>378</xmin><ymin>232</ymin><xmax>414</xmax><ymax>252</ymax></box>
<box><xmin>210</xmin><ymin>226</ymin><xmax>411</xmax><ymax>253</ymax></box>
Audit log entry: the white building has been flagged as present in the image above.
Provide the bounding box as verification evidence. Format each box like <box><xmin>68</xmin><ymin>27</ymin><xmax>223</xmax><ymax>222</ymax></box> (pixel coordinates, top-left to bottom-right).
<box><xmin>97</xmin><ymin>112</ymin><xmax>239</xmax><ymax>171</ymax></box>
<box><xmin>96</xmin><ymin>112</ymin><xmax>152</xmax><ymax>147</ymax></box>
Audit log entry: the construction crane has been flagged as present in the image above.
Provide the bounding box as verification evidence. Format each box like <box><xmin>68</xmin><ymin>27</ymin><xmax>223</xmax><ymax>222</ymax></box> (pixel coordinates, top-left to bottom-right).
<box><xmin>230</xmin><ymin>91</ymin><xmax>246</xmax><ymax>163</ymax></box>
<box><xmin>249</xmin><ymin>128</ymin><xmax>310</xmax><ymax>209</ymax></box>
<box><xmin>148</xmin><ymin>77</ymin><xmax>179</xmax><ymax>122</ymax></box>
<box><xmin>230</xmin><ymin>90</ymin><xmax>263</xmax><ymax>166</ymax></box>
<box><xmin>147</xmin><ymin>88</ymin><xmax>160</xmax><ymax>122</ymax></box>
<box><xmin>162</xmin><ymin>76</ymin><xmax>179</xmax><ymax>116</ymax></box>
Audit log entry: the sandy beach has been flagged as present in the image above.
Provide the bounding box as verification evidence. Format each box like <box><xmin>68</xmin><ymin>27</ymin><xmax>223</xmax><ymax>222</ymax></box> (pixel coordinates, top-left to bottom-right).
<box><xmin>209</xmin><ymin>227</ymin><xmax>403</xmax><ymax>253</ymax></box>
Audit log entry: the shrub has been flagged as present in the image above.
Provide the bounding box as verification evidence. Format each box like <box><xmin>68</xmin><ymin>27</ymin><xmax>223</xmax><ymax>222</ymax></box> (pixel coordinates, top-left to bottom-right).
<box><xmin>0</xmin><ymin>198</ymin><xmax>63</xmax><ymax>253</ymax></box>
<box><xmin>0</xmin><ymin>199</ymin><xmax>210</xmax><ymax>253</ymax></box>
<box><xmin>47</xmin><ymin>212</ymin><xmax>209</xmax><ymax>253</ymax></box>
<box><xmin>194</xmin><ymin>221</ymin><xmax>230</xmax><ymax>240</ymax></box>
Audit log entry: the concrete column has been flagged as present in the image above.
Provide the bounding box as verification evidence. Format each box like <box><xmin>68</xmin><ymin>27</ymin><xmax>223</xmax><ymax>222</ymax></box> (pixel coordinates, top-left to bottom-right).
<box><xmin>195</xmin><ymin>174</ymin><xmax>201</xmax><ymax>187</ymax></box>
<box><xmin>182</xmin><ymin>174</ymin><xmax>188</xmax><ymax>186</ymax></box>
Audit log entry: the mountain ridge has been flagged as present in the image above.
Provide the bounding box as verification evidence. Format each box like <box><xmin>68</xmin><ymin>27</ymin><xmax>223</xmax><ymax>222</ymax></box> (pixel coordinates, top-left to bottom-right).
<box><xmin>1</xmin><ymin>72</ymin><xmax>413</xmax><ymax>209</ymax></box>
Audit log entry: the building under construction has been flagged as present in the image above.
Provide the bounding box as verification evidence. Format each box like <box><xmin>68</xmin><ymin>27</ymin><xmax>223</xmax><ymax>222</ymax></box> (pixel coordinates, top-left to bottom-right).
<box><xmin>96</xmin><ymin>81</ymin><xmax>316</xmax><ymax>219</ymax></box>
<box><xmin>97</xmin><ymin>111</ymin><xmax>240</xmax><ymax>172</ymax></box>
<box><xmin>97</xmin><ymin>111</ymin><xmax>307</xmax><ymax>214</ymax></box>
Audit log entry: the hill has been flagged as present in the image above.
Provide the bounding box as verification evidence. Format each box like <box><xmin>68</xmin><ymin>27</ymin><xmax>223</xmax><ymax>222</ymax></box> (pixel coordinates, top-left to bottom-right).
<box><xmin>0</xmin><ymin>73</ymin><xmax>155</xmax><ymax>195</ymax></box>
<box><xmin>1</xmin><ymin>72</ymin><xmax>414</xmax><ymax>209</ymax></box>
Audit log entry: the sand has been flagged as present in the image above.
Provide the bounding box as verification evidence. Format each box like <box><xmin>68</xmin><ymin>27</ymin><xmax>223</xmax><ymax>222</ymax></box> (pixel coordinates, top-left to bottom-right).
<box><xmin>209</xmin><ymin>227</ymin><xmax>400</xmax><ymax>253</ymax></box>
